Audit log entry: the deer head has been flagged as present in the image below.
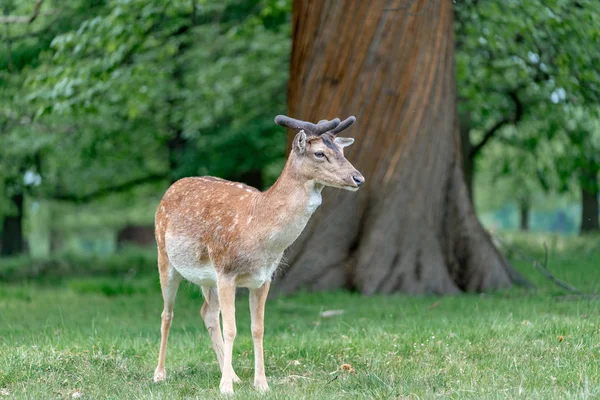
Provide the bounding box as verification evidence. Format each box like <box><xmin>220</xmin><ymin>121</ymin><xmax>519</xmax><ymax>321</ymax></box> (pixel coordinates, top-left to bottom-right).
<box><xmin>275</xmin><ymin>115</ymin><xmax>365</xmax><ymax>191</ymax></box>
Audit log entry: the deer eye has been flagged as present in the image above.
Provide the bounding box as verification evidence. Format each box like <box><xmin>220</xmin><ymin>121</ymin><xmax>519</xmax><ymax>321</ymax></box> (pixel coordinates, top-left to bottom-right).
<box><xmin>314</xmin><ymin>152</ymin><xmax>325</xmax><ymax>158</ymax></box>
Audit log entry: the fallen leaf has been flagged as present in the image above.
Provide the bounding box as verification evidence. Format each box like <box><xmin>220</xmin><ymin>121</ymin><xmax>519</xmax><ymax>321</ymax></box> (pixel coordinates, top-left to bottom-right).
<box><xmin>558</xmin><ymin>335</ymin><xmax>564</xmax><ymax>342</ymax></box>
<box><xmin>71</xmin><ymin>391</ymin><xmax>83</xmax><ymax>399</ymax></box>
<box><xmin>341</xmin><ymin>363</ymin><xmax>355</xmax><ymax>373</ymax></box>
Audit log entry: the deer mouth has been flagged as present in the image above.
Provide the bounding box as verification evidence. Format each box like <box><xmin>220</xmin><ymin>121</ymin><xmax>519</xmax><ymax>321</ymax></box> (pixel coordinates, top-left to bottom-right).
<box><xmin>343</xmin><ymin>184</ymin><xmax>360</xmax><ymax>192</ymax></box>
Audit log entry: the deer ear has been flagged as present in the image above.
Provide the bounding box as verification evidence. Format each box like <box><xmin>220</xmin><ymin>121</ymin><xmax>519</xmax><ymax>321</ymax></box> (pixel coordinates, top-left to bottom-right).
<box><xmin>334</xmin><ymin>137</ymin><xmax>354</xmax><ymax>148</ymax></box>
<box><xmin>294</xmin><ymin>130</ymin><xmax>307</xmax><ymax>154</ymax></box>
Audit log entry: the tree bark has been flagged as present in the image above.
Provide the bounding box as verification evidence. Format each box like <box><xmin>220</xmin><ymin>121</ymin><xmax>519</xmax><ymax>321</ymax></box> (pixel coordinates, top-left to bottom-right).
<box><xmin>1</xmin><ymin>194</ymin><xmax>25</xmax><ymax>257</ymax></box>
<box><xmin>580</xmin><ymin>170</ymin><xmax>599</xmax><ymax>234</ymax></box>
<box><xmin>519</xmin><ymin>199</ymin><xmax>530</xmax><ymax>232</ymax></box>
<box><xmin>275</xmin><ymin>0</ymin><xmax>526</xmax><ymax>295</ymax></box>
<box><xmin>458</xmin><ymin>108</ymin><xmax>474</xmax><ymax>201</ymax></box>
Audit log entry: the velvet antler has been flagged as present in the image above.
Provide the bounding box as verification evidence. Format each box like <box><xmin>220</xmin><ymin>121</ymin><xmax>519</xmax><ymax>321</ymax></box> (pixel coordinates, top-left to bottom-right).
<box><xmin>274</xmin><ymin>115</ymin><xmax>341</xmax><ymax>136</ymax></box>
<box><xmin>328</xmin><ymin>116</ymin><xmax>356</xmax><ymax>136</ymax></box>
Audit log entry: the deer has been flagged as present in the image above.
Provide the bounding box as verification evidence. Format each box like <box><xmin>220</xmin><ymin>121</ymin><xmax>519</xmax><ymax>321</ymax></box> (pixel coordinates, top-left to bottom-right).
<box><xmin>152</xmin><ymin>114</ymin><xmax>365</xmax><ymax>394</ymax></box>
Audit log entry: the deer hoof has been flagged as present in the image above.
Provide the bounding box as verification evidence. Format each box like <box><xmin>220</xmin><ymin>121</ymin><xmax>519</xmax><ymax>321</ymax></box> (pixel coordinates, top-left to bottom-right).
<box><xmin>254</xmin><ymin>380</ymin><xmax>269</xmax><ymax>392</ymax></box>
<box><xmin>153</xmin><ymin>368</ymin><xmax>166</xmax><ymax>382</ymax></box>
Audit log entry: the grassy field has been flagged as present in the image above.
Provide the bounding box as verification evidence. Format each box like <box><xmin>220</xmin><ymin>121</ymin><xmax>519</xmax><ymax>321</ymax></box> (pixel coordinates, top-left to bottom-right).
<box><xmin>1</xmin><ymin>234</ymin><xmax>599</xmax><ymax>399</ymax></box>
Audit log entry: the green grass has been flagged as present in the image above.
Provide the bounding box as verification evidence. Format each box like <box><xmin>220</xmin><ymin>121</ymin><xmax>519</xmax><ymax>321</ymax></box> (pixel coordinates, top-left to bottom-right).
<box><xmin>1</xmin><ymin>235</ymin><xmax>599</xmax><ymax>399</ymax></box>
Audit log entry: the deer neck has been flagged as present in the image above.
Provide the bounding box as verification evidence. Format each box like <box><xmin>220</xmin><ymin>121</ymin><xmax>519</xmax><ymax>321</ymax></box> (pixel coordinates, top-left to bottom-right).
<box><xmin>255</xmin><ymin>155</ymin><xmax>322</xmax><ymax>250</ymax></box>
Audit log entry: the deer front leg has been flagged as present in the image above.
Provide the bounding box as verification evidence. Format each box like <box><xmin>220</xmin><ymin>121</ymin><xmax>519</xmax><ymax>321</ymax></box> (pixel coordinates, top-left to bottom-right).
<box><xmin>249</xmin><ymin>280</ymin><xmax>271</xmax><ymax>392</ymax></box>
<box><xmin>217</xmin><ymin>276</ymin><xmax>237</xmax><ymax>395</ymax></box>
<box><xmin>200</xmin><ymin>286</ymin><xmax>241</xmax><ymax>383</ymax></box>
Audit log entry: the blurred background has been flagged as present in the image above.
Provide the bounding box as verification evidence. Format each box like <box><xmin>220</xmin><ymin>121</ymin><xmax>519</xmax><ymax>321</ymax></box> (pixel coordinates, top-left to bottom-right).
<box><xmin>0</xmin><ymin>0</ymin><xmax>598</xmax><ymax>279</ymax></box>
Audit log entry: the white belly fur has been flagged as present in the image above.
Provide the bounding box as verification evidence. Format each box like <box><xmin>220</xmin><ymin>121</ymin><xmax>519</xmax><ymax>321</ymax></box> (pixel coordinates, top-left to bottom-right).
<box><xmin>165</xmin><ymin>233</ymin><xmax>217</xmax><ymax>286</ymax></box>
<box><xmin>165</xmin><ymin>233</ymin><xmax>277</xmax><ymax>289</ymax></box>
<box><xmin>175</xmin><ymin>262</ymin><xmax>218</xmax><ymax>287</ymax></box>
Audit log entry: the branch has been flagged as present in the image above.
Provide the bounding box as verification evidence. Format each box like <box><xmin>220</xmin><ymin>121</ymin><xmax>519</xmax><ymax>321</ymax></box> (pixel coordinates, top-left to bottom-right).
<box><xmin>51</xmin><ymin>173</ymin><xmax>167</xmax><ymax>203</ymax></box>
<box><xmin>470</xmin><ymin>90</ymin><xmax>524</xmax><ymax>158</ymax></box>
<box><xmin>534</xmin><ymin>243</ymin><xmax>582</xmax><ymax>294</ymax></box>
<box><xmin>494</xmin><ymin>235</ymin><xmax>583</xmax><ymax>294</ymax></box>
<box><xmin>0</xmin><ymin>0</ymin><xmax>45</xmax><ymax>24</ymax></box>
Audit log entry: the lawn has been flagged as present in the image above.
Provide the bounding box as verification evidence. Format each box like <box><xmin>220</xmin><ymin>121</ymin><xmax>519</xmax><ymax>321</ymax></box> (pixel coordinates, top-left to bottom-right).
<box><xmin>1</xmin><ymin>234</ymin><xmax>599</xmax><ymax>399</ymax></box>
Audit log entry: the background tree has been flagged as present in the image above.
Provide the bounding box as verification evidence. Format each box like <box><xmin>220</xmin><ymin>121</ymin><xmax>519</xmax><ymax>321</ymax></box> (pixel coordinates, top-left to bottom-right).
<box><xmin>454</xmin><ymin>0</ymin><xmax>600</xmax><ymax>204</ymax></box>
<box><xmin>275</xmin><ymin>0</ymin><xmax>527</xmax><ymax>295</ymax></box>
<box><xmin>0</xmin><ymin>0</ymin><xmax>105</xmax><ymax>255</ymax></box>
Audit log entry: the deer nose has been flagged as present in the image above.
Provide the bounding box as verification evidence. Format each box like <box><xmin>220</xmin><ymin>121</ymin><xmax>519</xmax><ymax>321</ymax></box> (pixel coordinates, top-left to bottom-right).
<box><xmin>352</xmin><ymin>173</ymin><xmax>365</xmax><ymax>187</ymax></box>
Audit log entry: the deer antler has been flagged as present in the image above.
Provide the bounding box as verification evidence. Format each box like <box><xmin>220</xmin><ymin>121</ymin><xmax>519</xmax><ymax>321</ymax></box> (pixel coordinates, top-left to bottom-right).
<box><xmin>274</xmin><ymin>115</ymin><xmax>340</xmax><ymax>136</ymax></box>
<box><xmin>328</xmin><ymin>116</ymin><xmax>356</xmax><ymax>136</ymax></box>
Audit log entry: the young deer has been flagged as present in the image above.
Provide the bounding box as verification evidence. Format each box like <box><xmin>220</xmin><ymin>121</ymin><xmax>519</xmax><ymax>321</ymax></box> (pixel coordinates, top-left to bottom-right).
<box><xmin>153</xmin><ymin>115</ymin><xmax>364</xmax><ymax>394</ymax></box>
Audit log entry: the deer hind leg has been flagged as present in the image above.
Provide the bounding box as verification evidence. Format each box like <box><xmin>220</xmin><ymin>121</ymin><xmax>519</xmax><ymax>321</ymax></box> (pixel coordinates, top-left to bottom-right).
<box><xmin>200</xmin><ymin>286</ymin><xmax>241</xmax><ymax>384</ymax></box>
<box><xmin>154</xmin><ymin>251</ymin><xmax>182</xmax><ymax>382</ymax></box>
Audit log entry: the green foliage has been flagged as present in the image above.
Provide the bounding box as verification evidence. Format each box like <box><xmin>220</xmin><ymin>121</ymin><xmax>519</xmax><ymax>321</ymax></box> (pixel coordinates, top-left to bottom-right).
<box><xmin>1</xmin><ymin>0</ymin><xmax>292</xmax><ymax>254</ymax></box>
<box><xmin>25</xmin><ymin>0</ymin><xmax>292</xmax><ymax>189</ymax></box>
<box><xmin>456</xmin><ymin>0</ymin><xmax>600</xmax><ymax>225</ymax></box>
<box><xmin>1</xmin><ymin>236</ymin><xmax>599</xmax><ymax>398</ymax></box>
<box><xmin>1</xmin><ymin>0</ymin><xmax>291</xmax><ymax>224</ymax></box>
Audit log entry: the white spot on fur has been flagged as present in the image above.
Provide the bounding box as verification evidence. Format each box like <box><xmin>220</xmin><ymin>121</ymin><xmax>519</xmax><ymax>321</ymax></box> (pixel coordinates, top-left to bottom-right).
<box><xmin>247</xmin><ymin>215</ymin><xmax>253</xmax><ymax>225</ymax></box>
<box><xmin>236</xmin><ymin>184</ymin><xmax>244</xmax><ymax>189</ymax></box>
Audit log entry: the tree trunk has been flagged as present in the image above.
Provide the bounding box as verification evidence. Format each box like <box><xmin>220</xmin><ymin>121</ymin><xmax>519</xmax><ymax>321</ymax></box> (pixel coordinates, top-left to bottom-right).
<box><xmin>275</xmin><ymin>0</ymin><xmax>526</xmax><ymax>295</ymax></box>
<box><xmin>580</xmin><ymin>171</ymin><xmax>599</xmax><ymax>234</ymax></box>
<box><xmin>519</xmin><ymin>199</ymin><xmax>530</xmax><ymax>232</ymax></box>
<box><xmin>116</xmin><ymin>224</ymin><xmax>156</xmax><ymax>249</ymax></box>
<box><xmin>459</xmin><ymin>109</ymin><xmax>474</xmax><ymax>202</ymax></box>
<box><xmin>1</xmin><ymin>194</ymin><xmax>25</xmax><ymax>257</ymax></box>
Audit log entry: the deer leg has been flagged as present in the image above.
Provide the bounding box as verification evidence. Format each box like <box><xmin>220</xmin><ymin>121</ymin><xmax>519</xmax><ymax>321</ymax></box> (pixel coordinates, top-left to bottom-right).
<box><xmin>217</xmin><ymin>276</ymin><xmax>237</xmax><ymax>395</ymax></box>
<box><xmin>154</xmin><ymin>259</ymin><xmax>182</xmax><ymax>382</ymax></box>
<box><xmin>249</xmin><ymin>280</ymin><xmax>271</xmax><ymax>392</ymax></box>
<box><xmin>200</xmin><ymin>286</ymin><xmax>240</xmax><ymax>383</ymax></box>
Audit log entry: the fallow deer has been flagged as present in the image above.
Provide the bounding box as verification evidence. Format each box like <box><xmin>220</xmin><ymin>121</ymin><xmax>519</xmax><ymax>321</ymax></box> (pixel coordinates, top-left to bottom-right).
<box><xmin>153</xmin><ymin>115</ymin><xmax>364</xmax><ymax>394</ymax></box>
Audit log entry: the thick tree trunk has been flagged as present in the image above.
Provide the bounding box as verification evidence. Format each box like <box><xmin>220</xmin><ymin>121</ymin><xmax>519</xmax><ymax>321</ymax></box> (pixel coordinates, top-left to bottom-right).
<box><xmin>275</xmin><ymin>0</ymin><xmax>525</xmax><ymax>295</ymax></box>
<box><xmin>580</xmin><ymin>172</ymin><xmax>599</xmax><ymax>233</ymax></box>
<box><xmin>1</xmin><ymin>194</ymin><xmax>25</xmax><ymax>257</ymax></box>
<box><xmin>519</xmin><ymin>199</ymin><xmax>530</xmax><ymax>232</ymax></box>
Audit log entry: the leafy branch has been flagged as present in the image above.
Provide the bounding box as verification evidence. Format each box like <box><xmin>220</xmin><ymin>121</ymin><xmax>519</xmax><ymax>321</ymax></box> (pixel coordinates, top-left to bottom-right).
<box><xmin>0</xmin><ymin>0</ymin><xmax>45</xmax><ymax>24</ymax></box>
<box><xmin>470</xmin><ymin>90</ymin><xmax>524</xmax><ymax>158</ymax></box>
